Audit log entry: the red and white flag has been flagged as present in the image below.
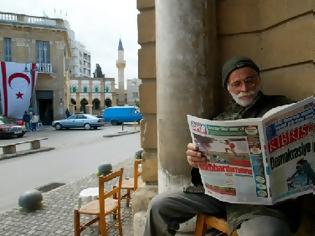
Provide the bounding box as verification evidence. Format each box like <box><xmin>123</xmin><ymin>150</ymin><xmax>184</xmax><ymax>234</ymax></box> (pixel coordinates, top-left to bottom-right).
<box><xmin>0</xmin><ymin>61</ymin><xmax>37</xmax><ymax>119</ymax></box>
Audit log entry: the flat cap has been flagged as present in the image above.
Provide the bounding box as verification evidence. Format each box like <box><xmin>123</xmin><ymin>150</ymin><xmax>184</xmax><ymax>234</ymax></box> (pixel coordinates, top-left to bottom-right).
<box><xmin>222</xmin><ymin>56</ymin><xmax>260</xmax><ymax>89</ymax></box>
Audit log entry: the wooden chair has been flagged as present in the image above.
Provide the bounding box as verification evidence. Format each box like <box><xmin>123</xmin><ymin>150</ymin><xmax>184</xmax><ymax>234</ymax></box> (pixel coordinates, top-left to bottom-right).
<box><xmin>195</xmin><ymin>214</ymin><xmax>238</xmax><ymax>236</ymax></box>
<box><xmin>74</xmin><ymin>168</ymin><xmax>123</xmax><ymax>236</ymax></box>
<box><xmin>120</xmin><ymin>159</ymin><xmax>143</xmax><ymax>207</ymax></box>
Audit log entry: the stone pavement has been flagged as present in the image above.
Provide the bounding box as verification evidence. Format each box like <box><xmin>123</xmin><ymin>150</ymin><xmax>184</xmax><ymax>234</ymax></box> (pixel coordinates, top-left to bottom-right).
<box><xmin>0</xmin><ymin>158</ymin><xmax>135</xmax><ymax>236</ymax></box>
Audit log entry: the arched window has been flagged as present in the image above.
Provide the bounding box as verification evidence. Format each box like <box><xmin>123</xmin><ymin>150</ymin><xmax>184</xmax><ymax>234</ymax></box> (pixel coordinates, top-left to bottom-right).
<box><xmin>92</xmin><ymin>98</ymin><xmax>100</xmax><ymax>110</ymax></box>
<box><xmin>80</xmin><ymin>99</ymin><xmax>88</xmax><ymax>113</ymax></box>
<box><xmin>105</xmin><ymin>98</ymin><xmax>112</xmax><ymax>107</ymax></box>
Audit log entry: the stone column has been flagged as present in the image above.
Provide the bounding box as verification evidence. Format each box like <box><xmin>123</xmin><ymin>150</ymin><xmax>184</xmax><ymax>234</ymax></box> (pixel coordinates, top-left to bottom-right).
<box><xmin>86</xmin><ymin>104</ymin><xmax>93</xmax><ymax>114</ymax></box>
<box><xmin>156</xmin><ymin>0</ymin><xmax>218</xmax><ymax>192</ymax></box>
<box><xmin>69</xmin><ymin>104</ymin><xmax>75</xmax><ymax>114</ymax></box>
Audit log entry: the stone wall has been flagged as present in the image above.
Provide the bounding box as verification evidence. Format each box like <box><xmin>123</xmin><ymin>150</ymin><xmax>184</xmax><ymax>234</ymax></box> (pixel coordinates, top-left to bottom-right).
<box><xmin>137</xmin><ymin>0</ymin><xmax>158</xmax><ymax>184</ymax></box>
<box><xmin>217</xmin><ymin>0</ymin><xmax>315</xmax><ymax>101</ymax></box>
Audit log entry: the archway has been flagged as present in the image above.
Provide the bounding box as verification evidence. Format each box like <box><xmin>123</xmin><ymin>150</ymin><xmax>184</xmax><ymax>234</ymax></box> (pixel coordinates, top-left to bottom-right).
<box><xmin>105</xmin><ymin>98</ymin><xmax>112</xmax><ymax>107</ymax></box>
<box><xmin>80</xmin><ymin>99</ymin><xmax>88</xmax><ymax>113</ymax></box>
<box><xmin>92</xmin><ymin>98</ymin><xmax>100</xmax><ymax>110</ymax></box>
<box><xmin>71</xmin><ymin>98</ymin><xmax>77</xmax><ymax>112</ymax></box>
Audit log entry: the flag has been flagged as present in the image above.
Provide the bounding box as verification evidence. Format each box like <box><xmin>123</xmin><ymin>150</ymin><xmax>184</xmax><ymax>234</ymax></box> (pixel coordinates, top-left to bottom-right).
<box><xmin>0</xmin><ymin>61</ymin><xmax>37</xmax><ymax>119</ymax></box>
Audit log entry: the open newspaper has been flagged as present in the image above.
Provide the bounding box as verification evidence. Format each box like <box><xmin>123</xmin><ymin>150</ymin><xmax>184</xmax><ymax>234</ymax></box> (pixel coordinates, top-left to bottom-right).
<box><xmin>187</xmin><ymin>96</ymin><xmax>314</xmax><ymax>205</ymax></box>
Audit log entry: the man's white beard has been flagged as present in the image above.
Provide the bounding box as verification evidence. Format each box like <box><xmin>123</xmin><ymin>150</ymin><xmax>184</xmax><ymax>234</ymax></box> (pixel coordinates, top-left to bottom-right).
<box><xmin>230</xmin><ymin>89</ymin><xmax>259</xmax><ymax>107</ymax></box>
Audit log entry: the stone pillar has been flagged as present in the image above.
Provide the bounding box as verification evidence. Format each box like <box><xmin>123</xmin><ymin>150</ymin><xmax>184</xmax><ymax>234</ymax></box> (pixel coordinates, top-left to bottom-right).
<box><xmin>86</xmin><ymin>104</ymin><xmax>92</xmax><ymax>114</ymax></box>
<box><xmin>69</xmin><ymin>104</ymin><xmax>75</xmax><ymax>114</ymax></box>
<box><xmin>156</xmin><ymin>0</ymin><xmax>218</xmax><ymax>192</ymax></box>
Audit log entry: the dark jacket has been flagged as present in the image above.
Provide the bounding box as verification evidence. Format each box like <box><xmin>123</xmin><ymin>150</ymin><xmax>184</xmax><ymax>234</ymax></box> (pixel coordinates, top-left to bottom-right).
<box><xmin>22</xmin><ymin>113</ymin><xmax>31</xmax><ymax>122</ymax></box>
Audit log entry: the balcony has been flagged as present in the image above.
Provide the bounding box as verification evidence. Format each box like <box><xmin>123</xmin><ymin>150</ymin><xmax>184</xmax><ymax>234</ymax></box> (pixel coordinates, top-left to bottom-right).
<box><xmin>36</xmin><ymin>63</ymin><xmax>52</xmax><ymax>73</ymax></box>
<box><xmin>0</xmin><ymin>11</ymin><xmax>67</xmax><ymax>30</ymax></box>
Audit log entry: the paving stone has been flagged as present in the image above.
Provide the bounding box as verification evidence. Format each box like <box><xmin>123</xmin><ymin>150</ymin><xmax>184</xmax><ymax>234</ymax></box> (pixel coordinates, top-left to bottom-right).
<box><xmin>0</xmin><ymin>158</ymin><xmax>135</xmax><ymax>235</ymax></box>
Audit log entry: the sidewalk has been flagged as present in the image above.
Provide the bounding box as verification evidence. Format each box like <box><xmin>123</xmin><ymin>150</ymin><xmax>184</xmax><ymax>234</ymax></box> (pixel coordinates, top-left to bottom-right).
<box><xmin>0</xmin><ymin>158</ymin><xmax>135</xmax><ymax>236</ymax></box>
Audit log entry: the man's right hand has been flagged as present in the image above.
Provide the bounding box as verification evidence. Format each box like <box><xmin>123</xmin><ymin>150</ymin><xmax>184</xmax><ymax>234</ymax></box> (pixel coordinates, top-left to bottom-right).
<box><xmin>186</xmin><ymin>143</ymin><xmax>207</xmax><ymax>168</ymax></box>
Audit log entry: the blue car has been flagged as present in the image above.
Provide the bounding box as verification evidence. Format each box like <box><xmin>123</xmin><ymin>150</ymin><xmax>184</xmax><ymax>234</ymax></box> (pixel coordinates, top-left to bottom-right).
<box><xmin>52</xmin><ymin>114</ymin><xmax>104</xmax><ymax>130</ymax></box>
<box><xmin>103</xmin><ymin>106</ymin><xmax>143</xmax><ymax>125</ymax></box>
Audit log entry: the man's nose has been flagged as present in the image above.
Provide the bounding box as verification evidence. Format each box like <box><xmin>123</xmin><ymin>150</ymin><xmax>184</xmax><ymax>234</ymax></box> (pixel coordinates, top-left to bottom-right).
<box><xmin>239</xmin><ymin>81</ymin><xmax>250</xmax><ymax>92</ymax></box>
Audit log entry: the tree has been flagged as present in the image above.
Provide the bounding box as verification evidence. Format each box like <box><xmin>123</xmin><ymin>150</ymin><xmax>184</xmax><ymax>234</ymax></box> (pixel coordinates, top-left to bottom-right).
<box><xmin>94</xmin><ymin>64</ymin><xmax>104</xmax><ymax>78</ymax></box>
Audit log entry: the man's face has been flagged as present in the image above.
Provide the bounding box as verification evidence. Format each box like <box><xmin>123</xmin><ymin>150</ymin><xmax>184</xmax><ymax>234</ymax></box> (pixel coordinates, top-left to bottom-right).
<box><xmin>227</xmin><ymin>67</ymin><xmax>261</xmax><ymax>107</ymax></box>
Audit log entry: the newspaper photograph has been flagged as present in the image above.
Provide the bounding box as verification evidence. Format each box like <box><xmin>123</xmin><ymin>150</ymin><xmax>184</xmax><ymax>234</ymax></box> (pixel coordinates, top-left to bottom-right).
<box><xmin>187</xmin><ymin>96</ymin><xmax>314</xmax><ymax>205</ymax></box>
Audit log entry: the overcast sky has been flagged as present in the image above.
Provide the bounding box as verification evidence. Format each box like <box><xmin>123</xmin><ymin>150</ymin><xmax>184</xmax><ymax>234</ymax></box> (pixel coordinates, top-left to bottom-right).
<box><xmin>2</xmin><ymin>0</ymin><xmax>139</xmax><ymax>83</ymax></box>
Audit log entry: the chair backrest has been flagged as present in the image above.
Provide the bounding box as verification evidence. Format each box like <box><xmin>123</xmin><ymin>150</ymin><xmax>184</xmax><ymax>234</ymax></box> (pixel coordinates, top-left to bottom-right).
<box><xmin>98</xmin><ymin>168</ymin><xmax>124</xmax><ymax>213</ymax></box>
<box><xmin>133</xmin><ymin>159</ymin><xmax>143</xmax><ymax>190</ymax></box>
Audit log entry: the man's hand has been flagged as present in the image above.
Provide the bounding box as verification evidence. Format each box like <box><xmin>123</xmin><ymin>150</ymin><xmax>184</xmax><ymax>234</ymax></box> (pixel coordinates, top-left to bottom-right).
<box><xmin>186</xmin><ymin>143</ymin><xmax>207</xmax><ymax>168</ymax></box>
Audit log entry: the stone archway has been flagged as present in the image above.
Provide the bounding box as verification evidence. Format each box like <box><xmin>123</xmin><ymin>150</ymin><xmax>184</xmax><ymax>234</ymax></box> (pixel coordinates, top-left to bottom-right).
<box><xmin>80</xmin><ymin>98</ymin><xmax>88</xmax><ymax>113</ymax></box>
<box><xmin>105</xmin><ymin>98</ymin><xmax>112</xmax><ymax>107</ymax></box>
<box><xmin>70</xmin><ymin>98</ymin><xmax>76</xmax><ymax>112</ymax></box>
<box><xmin>92</xmin><ymin>98</ymin><xmax>100</xmax><ymax>110</ymax></box>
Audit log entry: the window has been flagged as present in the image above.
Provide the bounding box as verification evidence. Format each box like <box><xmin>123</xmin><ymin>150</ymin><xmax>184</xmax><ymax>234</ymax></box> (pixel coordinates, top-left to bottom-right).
<box><xmin>132</xmin><ymin>92</ymin><xmax>138</xmax><ymax>98</ymax></box>
<box><xmin>4</xmin><ymin>38</ymin><xmax>12</xmax><ymax>61</ymax></box>
<box><xmin>83</xmin><ymin>86</ymin><xmax>88</xmax><ymax>93</ymax></box>
<box><xmin>36</xmin><ymin>40</ymin><xmax>50</xmax><ymax>63</ymax></box>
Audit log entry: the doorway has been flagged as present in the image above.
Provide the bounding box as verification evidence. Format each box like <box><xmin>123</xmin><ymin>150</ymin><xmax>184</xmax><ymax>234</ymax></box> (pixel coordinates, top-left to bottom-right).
<box><xmin>36</xmin><ymin>90</ymin><xmax>53</xmax><ymax>125</ymax></box>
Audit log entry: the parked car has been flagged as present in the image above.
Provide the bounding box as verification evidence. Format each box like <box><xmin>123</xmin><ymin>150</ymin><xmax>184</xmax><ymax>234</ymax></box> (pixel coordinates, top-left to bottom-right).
<box><xmin>52</xmin><ymin>114</ymin><xmax>104</xmax><ymax>130</ymax></box>
<box><xmin>0</xmin><ymin>116</ymin><xmax>27</xmax><ymax>138</ymax></box>
<box><xmin>103</xmin><ymin>106</ymin><xmax>143</xmax><ymax>125</ymax></box>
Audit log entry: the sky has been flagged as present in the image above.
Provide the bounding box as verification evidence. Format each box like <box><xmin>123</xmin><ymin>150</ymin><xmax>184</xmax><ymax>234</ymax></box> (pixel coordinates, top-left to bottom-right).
<box><xmin>1</xmin><ymin>0</ymin><xmax>139</xmax><ymax>84</ymax></box>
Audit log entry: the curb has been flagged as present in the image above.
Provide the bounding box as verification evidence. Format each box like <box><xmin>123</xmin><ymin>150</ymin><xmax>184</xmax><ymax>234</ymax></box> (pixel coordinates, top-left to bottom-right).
<box><xmin>0</xmin><ymin>147</ymin><xmax>55</xmax><ymax>161</ymax></box>
<box><xmin>103</xmin><ymin>130</ymin><xmax>140</xmax><ymax>138</ymax></box>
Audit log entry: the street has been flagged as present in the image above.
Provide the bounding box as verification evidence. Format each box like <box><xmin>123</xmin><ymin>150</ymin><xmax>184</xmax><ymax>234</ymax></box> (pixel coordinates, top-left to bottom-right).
<box><xmin>0</xmin><ymin>125</ymin><xmax>140</xmax><ymax>212</ymax></box>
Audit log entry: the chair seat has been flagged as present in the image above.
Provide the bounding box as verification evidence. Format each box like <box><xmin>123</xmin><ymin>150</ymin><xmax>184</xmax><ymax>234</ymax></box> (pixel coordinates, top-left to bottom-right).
<box><xmin>79</xmin><ymin>198</ymin><xmax>118</xmax><ymax>215</ymax></box>
<box><xmin>121</xmin><ymin>178</ymin><xmax>134</xmax><ymax>189</ymax></box>
<box><xmin>121</xmin><ymin>177</ymin><xmax>144</xmax><ymax>190</ymax></box>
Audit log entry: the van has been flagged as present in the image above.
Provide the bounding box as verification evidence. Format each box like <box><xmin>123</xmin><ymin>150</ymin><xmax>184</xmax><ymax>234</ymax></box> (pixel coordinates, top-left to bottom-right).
<box><xmin>103</xmin><ymin>106</ymin><xmax>143</xmax><ymax>125</ymax></box>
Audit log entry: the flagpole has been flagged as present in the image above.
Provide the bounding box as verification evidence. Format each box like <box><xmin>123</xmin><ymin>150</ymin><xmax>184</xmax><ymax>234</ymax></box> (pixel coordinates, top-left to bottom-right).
<box><xmin>31</xmin><ymin>64</ymin><xmax>38</xmax><ymax>114</ymax></box>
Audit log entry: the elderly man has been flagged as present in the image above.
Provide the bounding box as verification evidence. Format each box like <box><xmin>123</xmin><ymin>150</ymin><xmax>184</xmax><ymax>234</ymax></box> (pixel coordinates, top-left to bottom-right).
<box><xmin>144</xmin><ymin>56</ymin><xmax>300</xmax><ymax>236</ymax></box>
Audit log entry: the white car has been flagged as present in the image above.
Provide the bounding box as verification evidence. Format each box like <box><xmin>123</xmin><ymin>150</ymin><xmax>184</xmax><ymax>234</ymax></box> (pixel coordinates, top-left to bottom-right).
<box><xmin>52</xmin><ymin>114</ymin><xmax>104</xmax><ymax>130</ymax></box>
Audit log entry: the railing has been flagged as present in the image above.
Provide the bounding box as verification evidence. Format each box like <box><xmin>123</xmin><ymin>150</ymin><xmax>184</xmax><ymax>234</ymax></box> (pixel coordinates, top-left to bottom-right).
<box><xmin>27</xmin><ymin>16</ymin><xmax>57</xmax><ymax>26</ymax></box>
<box><xmin>0</xmin><ymin>11</ymin><xmax>65</xmax><ymax>29</ymax></box>
<box><xmin>36</xmin><ymin>63</ymin><xmax>53</xmax><ymax>73</ymax></box>
<box><xmin>0</xmin><ymin>12</ymin><xmax>17</xmax><ymax>22</ymax></box>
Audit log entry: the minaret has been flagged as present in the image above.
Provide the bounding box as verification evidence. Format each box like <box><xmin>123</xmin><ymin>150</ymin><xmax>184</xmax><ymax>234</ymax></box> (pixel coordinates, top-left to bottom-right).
<box><xmin>116</xmin><ymin>39</ymin><xmax>126</xmax><ymax>105</ymax></box>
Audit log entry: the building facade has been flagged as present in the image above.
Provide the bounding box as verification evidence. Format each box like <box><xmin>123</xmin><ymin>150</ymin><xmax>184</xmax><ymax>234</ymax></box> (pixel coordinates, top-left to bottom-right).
<box><xmin>0</xmin><ymin>11</ymin><xmax>72</xmax><ymax>124</ymax></box>
<box><xmin>69</xmin><ymin>77</ymin><xmax>116</xmax><ymax>115</ymax></box>
<box><xmin>126</xmin><ymin>78</ymin><xmax>141</xmax><ymax>106</ymax></box>
<box><xmin>70</xmin><ymin>40</ymin><xmax>91</xmax><ymax>78</ymax></box>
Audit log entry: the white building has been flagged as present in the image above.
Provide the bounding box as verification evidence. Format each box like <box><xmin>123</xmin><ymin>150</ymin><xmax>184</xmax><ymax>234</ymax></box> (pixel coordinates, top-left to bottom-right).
<box><xmin>71</xmin><ymin>40</ymin><xmax>91</xmax><ymax>78</ymax></box>
<box><xmin>127</xmin><ymin>78</ymin><xmax>141</xmax><ymax>105</ymax></box>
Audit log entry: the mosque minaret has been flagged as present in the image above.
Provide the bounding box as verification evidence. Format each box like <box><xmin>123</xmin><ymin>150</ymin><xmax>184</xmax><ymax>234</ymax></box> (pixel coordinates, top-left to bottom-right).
<box><xmin>116</xmin><ymin>39</ymin><xmax>126</xmax><ymax>105</ymax></box>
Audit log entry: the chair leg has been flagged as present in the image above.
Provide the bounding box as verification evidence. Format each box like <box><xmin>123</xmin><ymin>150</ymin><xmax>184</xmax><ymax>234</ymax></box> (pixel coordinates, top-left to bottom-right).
<box><xmin>74</xmin><ymin>209</ymin><xmax>81</xmax><ymax>236</ymax></box>
<box><xmin>195</xmin><ymin>214</ymin><xmax>207</xmax><ymax>236</ymax></box>
<box><xmin>126</xmin><ymin>189</ymin><xmax>131</xmax><ymax>207</ymax></box>
<box><xmin>99</xmin><ymin>215</ymin><xmax>107</xmax><ymax>236</ymax></box>
<box><xmin>117</xmin><ymin>209</ymin><xmax>123</xmax><ymax>236</ymax></box>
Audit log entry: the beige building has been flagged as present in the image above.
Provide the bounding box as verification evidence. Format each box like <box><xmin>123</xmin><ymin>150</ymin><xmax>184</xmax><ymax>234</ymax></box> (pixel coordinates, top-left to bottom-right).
<box><xmin>0</xmin><ymin>11</ymin><xmax>71</xmax><ymax>124</ymax></box>
<box><xmin>135</xmin><ymin>0</ymin><xmax>315</xmax><ymax>235</ymax></box>
<box><xmin>69</xmin><ymin>76</ymin><xmax>116</xmax><ymax>115</ymax></box>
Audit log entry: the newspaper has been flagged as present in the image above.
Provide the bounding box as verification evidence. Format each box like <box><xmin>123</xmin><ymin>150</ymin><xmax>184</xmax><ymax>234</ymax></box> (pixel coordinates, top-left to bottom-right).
<box><xmin>187</xmin><ymin>96</ymin><xmax>315</xmax><ymax>205</ymax></box>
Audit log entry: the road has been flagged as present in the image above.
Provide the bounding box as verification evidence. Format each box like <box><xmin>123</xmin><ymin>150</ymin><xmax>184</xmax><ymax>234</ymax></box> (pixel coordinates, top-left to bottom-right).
<box><xmin>0</xmin><ymin>125</ymin><xmax>140</xmax><ymax>212</ymax></box>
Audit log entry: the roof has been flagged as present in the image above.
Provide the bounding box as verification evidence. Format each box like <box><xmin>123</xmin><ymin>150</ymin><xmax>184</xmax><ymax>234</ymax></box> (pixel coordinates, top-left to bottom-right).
<box><xmin>118</xmin><ymin>39</ymin><xmax>124</xmax><ymax>51</ymax></box>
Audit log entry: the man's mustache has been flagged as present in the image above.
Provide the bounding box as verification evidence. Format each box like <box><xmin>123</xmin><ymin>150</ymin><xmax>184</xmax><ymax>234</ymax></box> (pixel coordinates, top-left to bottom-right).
<box><xmin>236</xmin><ymin>91</ymin><xmax>256</xmax><ymax>98</ymax></box>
